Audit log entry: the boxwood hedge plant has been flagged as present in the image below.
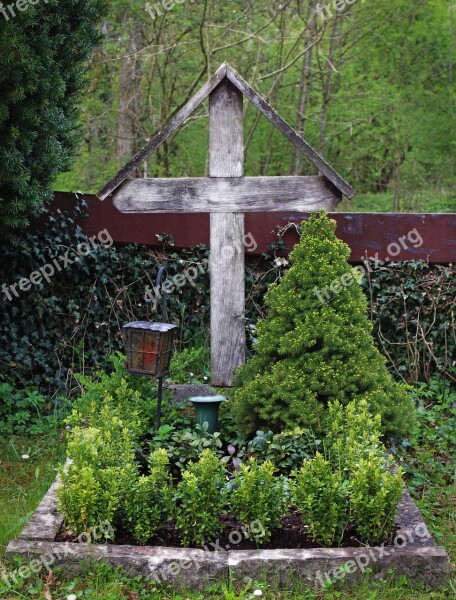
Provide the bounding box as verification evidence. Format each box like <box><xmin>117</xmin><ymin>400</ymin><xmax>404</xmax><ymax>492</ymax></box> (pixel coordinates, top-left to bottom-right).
<box><xmin>58</xmin><ymin>407</ymin><xmax>137</xmax><ymax>536</ymax></box>
<box><xmin>57</xmin><ymin>423</ymin><xmax>136</xmax><ymax>536</ymax></box>
<box><xmin>175</xmin><ymin>449</ymin><xmax>225</xmax><ymax>546</ymax></box>
<box><xmin>232</xmin><ymin>212</ymin><xmax>414</xmax><ymax>441</ymax></box>
<box><xmin>350</xmin><ymin>452</ymin><xmax>404</xmax><ymax>544</ymax></box>
<box><xmin>124</xmin><ymin>449</ymin><xmax>174</xmax><ymax>545</ymax></box>
<box><xmin>229</xmin><ymin>458</ymin><xmax>287</xmax><ymax>544</ymax></box>
<box><xmin>293</xmin><ymin>453</ymin><xmax>348</xmax><ymax>546</ymax></box>
<box><xmin>292</xmin><ymin>400</ymin><xmax>404</xmax><ymax>545</ymax></box>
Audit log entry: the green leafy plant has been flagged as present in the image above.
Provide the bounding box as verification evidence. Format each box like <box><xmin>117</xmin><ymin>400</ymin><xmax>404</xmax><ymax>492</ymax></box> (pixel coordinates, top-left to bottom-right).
<box><xmin>0</xmin><ymin>376</ymin><xmax>57</xmax><ymax>435</ymax></box>
<box><xmin>324</xmin><ymin>398</ymin><xmax>385</xmax><ymax>474</ymax></box>
<box><xmin>124</xmin><ymin>449</ymin><xmax>174</xmax><ymax>545</ymax></box>
<box><xmin>293</xmin><ymin>452</ymin><xmax>348</xmax><ymax>546</ymax></box>
<box><xmin>169</xmin><ymin>345</ymin><xmax>211</xmax><ymax>384</ymax></box>
<box><xmin>58</xmin><ymin>412</ymin><xmax>136</xmax><ymax>536</ymax></box>
<box><xmin>394</xmin><ymin>374</ymin><xmax>456</xmax><ymax>549</ymax></box>
<box><xmin>350</xmin><ymin>453</ymin><xmax>404</xmax><ymax>544</ymax></box>
<box><xmin>149</xmin><ymin>422</ymin><xmax>224</xmax><ymax>476</ymax></box>
<box><xmin>229</xmin><ymin>458</ymin><xmax>287</xmax><ymax>544</ymax></box>
<box><xmin>72</xmin><ymin>354</ymin><xmax>155</xmax><ymax>436</ymax></box>
<box><xmin>175</xmin><ymin>449</ymin><xmax>225</xmax><ymax>546</ymax></box>
<box><xmin>57</xmin><ymin>464</ymin><xmax>121</xmax><ymax>537</ymax></box>
<box><xmin>247</xmin><ymin>428</ymin><xmax>319</xmax><ymax>474</ymax></box>
<box><xmin>326</xmin><ymin>399</ymin><xmax>405</xmax><ymax>543</ymax></box>
<box><xmin>150</xmin><ymin>411</ymin><xmax>322</xmax><ymax>477</ymax></box>
<box><xmin>292</xmin><ymin>400</ymin><xmax>404</xmax><ymax>546</ymax></box>
<box><xmin>66</xmin><ymin>417</ymin><xmax>136</xmax><ymax>471</ymax></box>
<box><xmin>66</xmin><ymin>385</ymin><xmax>145</xmax><ymax>443</ymax></box>
<box><xmin>232</xmin><ymin>213</ymin><xmax>415</xmax><ymax>441</ymax></box>
<box><xmin>221</xmin><ymin>444</ymin><xmax>243</xmax><ymax>471</ymax></box>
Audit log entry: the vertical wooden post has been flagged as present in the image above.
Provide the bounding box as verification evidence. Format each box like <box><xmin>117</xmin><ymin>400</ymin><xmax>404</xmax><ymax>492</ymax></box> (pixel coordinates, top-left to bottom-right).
<box><xmin>209</xmin><ymin>80</ymin><xmax>245</xmax><ymax>386</ymax></box>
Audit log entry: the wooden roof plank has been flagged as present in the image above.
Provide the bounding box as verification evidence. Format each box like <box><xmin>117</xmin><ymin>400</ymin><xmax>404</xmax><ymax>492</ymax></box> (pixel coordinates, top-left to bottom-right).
<box><xmin>225</xmin><ymin>64</ymin><xmax>356</xmax><ymax>199</ymax></box>
<box><xmin>97</xmin><ymin>62</ymin><xmax>356</xmax><ymax>201</ymax></box>
<box><xmin>97</xmin><ymin>63</ymin><xmax>228</xmax><ymax>200</ymax></box>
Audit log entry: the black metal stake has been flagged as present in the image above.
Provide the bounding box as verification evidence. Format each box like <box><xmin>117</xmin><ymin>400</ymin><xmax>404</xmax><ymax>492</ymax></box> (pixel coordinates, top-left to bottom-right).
<box><xmin>154</xmin><ymin>266</ymin><xmax>168</xmax><ymax>430</ymax></box>
<box><xmin>156</xmin><ymin>376</ymin><xmax>163</xmax><ymax>430</ymax></box>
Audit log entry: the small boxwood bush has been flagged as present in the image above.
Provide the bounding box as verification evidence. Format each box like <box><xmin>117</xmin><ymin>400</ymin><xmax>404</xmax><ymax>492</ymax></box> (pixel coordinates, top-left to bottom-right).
<box><xmin>229</xmin><ymin>458</ymin><xmax>287</xmax><ymax>544</ymax></box>
<box><xmin>175</xmin><ymin>448</ymin><xmax>225</xmax><ymax>546</ymax></box>
<box><xmin>124</xmin><ymin>449</ymin><xmax>174</xmax><ymax>545</ymax></box>
<box><xmin>292</xmin><ymin>400</ymin><xmax>404</xmax><ymax>545</ymax></box>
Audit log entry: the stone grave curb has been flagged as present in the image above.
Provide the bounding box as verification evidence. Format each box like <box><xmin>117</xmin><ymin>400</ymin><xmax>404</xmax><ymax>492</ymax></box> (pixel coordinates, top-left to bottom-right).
<box><xmin>4</xmin><ymin>474</ymin><xmax>452</xmax><ymax>590</ymax></box>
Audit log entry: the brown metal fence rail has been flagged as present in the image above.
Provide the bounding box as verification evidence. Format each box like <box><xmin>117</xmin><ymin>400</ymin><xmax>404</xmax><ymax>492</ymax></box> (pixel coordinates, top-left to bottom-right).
<box><xmin>50</xmin><ymin>192</ymin><xmax>456</xmax><ymax>264</ymax></box>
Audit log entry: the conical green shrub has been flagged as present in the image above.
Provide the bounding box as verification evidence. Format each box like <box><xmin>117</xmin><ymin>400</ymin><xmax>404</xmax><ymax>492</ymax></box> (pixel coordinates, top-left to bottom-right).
<box><xmin>232</xmin><ymin>212</ymin><xmax>414</xmax><ymax>440</ymax></box>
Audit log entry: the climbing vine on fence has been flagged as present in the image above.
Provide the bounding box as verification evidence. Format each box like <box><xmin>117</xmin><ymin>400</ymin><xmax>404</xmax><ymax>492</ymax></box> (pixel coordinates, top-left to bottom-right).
<box><xmin>0</xmin><ymin>197</ymin><xmax>453</xmax><ymax>396</ymax></box>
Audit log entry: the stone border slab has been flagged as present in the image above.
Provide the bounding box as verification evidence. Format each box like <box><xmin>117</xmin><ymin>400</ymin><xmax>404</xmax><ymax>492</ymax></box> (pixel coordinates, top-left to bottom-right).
<box><xmin>15</xmin><ymin>476</ymin><xmax>64</xmax><ymax>542</ymax></box>
<box><xmin>5</xmin><ymin>476</ymin><xmax>452</xmax><ymax>590</ymax></box>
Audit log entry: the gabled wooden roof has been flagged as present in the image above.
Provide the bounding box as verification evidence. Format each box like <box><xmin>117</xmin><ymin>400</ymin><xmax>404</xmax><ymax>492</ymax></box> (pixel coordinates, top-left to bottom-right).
<box><xmin>97</xmin><ymin>63</ymin><xmax>356</xmax><ymax>201</ymax></box>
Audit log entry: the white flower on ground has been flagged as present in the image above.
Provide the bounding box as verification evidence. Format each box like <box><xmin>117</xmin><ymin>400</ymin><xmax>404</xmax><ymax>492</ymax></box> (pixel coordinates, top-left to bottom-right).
<box><xmin>253</xmin><ymin>591</ymin><xmax>263</xmax><ymax>597</ymax></box>
<box><xmin>21</xmin><ymin>454</ymin><xmax>29</xmax><ymax>460</ymax></box>
<box><xmin>67</xmin><ymin>595</ymin><xmax>77</xmax><ymax>600</ymax></box>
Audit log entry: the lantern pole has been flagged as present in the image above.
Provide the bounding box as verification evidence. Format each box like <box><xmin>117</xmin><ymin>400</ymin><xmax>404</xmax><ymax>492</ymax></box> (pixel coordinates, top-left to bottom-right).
<box><xmin>156</xmin><ymin>266</ymin><xmax>168</xmax><ymax>322</ymax></box>
<box><xmin>155</xmin><ymin>266</ymin><xmax>168</xmax><ymax>429</ymax></box>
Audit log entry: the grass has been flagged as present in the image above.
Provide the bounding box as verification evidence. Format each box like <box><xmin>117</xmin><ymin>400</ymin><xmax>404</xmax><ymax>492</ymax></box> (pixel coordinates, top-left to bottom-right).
<box><xmin>395</xmin><ymin>378</ymin><xmax>456</xmax><ymax>561</ymax></box>
<box><xmin>0</xmin><ymin>375</ymin><xmax>454</xmax><ymax>599</ymax></box>
<box><xmin>0</xmin><ymin>433</ymin><xmax>65</xmax><ymax>558</ymax></box>
<box><xmin>0</xmin><ymin>561</ymin><xmax>454</xmax><ymax>599</ymax></box>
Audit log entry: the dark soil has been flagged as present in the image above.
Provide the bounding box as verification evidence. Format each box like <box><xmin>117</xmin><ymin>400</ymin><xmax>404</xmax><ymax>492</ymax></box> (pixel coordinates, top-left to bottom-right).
<box><xmin>56</xmin><ymin>508</ymin><xmax>395</xmax><ymax>550</ymax></box>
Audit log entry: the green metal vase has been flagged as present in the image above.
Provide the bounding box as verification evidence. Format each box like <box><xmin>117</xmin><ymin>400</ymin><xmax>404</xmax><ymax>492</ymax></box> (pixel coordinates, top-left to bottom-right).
<box><xmin>189</xmin><ymin>395</ymin><xmax>225</xmax><ymax>434</ymax></box>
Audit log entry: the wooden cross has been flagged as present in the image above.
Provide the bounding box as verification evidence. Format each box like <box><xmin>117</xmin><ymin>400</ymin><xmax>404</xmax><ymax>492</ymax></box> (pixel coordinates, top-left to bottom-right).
<box><xmin>98</xmin><ymin>63</ymin><xmax>356</xmax><ymax>387</ymax></box>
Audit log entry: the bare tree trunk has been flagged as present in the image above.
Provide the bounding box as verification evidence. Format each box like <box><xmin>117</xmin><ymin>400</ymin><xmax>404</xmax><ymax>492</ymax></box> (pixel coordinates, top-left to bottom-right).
<box><xmin>392</xmin><ymin>162</ymin><xmax>401</xmax><ymax>211</ymax></box>
<box><xmin>261</xmin><ymin>9</ymin><xmax>287</xmax><ymax>175</ymax></box>
<box><xmin>116</xmin><ymin>23</ymin><xmax>143</xmax><ymax>168</ymax></box>
<box><xmin>293</xmin><ymin>0</ymin><xmax>316</xmax><ymax>174</ymax></box>
<box><xmin>319</xmin><ymin>14</ymin><xmax>340</xmax><ymax>158</ymax></box>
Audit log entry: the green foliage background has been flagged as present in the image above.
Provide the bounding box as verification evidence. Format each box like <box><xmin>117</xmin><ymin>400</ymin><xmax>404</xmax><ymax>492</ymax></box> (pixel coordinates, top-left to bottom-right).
<box><xmin>53</xmin><ymin>0</ymin><xmax>456</xmax><ymax>212</ymax></box>
<box><xmin>0</xmin><ymin>0</ymin><xmax>106</xmax><ymax>235</ymax></box>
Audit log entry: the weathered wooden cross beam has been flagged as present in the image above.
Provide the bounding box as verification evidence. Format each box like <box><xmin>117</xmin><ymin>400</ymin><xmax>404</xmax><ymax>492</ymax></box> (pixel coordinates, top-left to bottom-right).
<box><xmin>111</xmin><ymin>176</ymin><xmax>340</xmax><ymax>213</ymax></box>
<box><xmin>98</xmin><ymin>63</ymin><xmax>356</xmax><ymax>387</ymax></box>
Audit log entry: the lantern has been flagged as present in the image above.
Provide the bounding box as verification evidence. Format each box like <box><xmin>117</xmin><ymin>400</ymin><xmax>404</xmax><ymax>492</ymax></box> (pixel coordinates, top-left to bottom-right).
<box><xmin>121</xmin><ymin>267</ymin><xmax>178</xmax><ymax>428</ymax></box>
<box><xmin>122</xmin><ymin>321</ymin><xmax>178</xmax><ymax>378</ymax></box>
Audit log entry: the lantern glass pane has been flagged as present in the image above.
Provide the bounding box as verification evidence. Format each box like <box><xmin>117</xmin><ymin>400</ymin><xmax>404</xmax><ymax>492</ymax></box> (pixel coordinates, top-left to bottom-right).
<box><xmin>143</xmin><ymin>332</ymin><xmax>158</xmax><ymax>355</ymax></box>
<box><xmin>130</xmin><ymin>331</ymin><xmax>144</xmax><ymax>371</ymax></box>
<box><xmin>130</xmin><ymin>331</ymin><xmax>144</xmax><ymax>352</ymax></box>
